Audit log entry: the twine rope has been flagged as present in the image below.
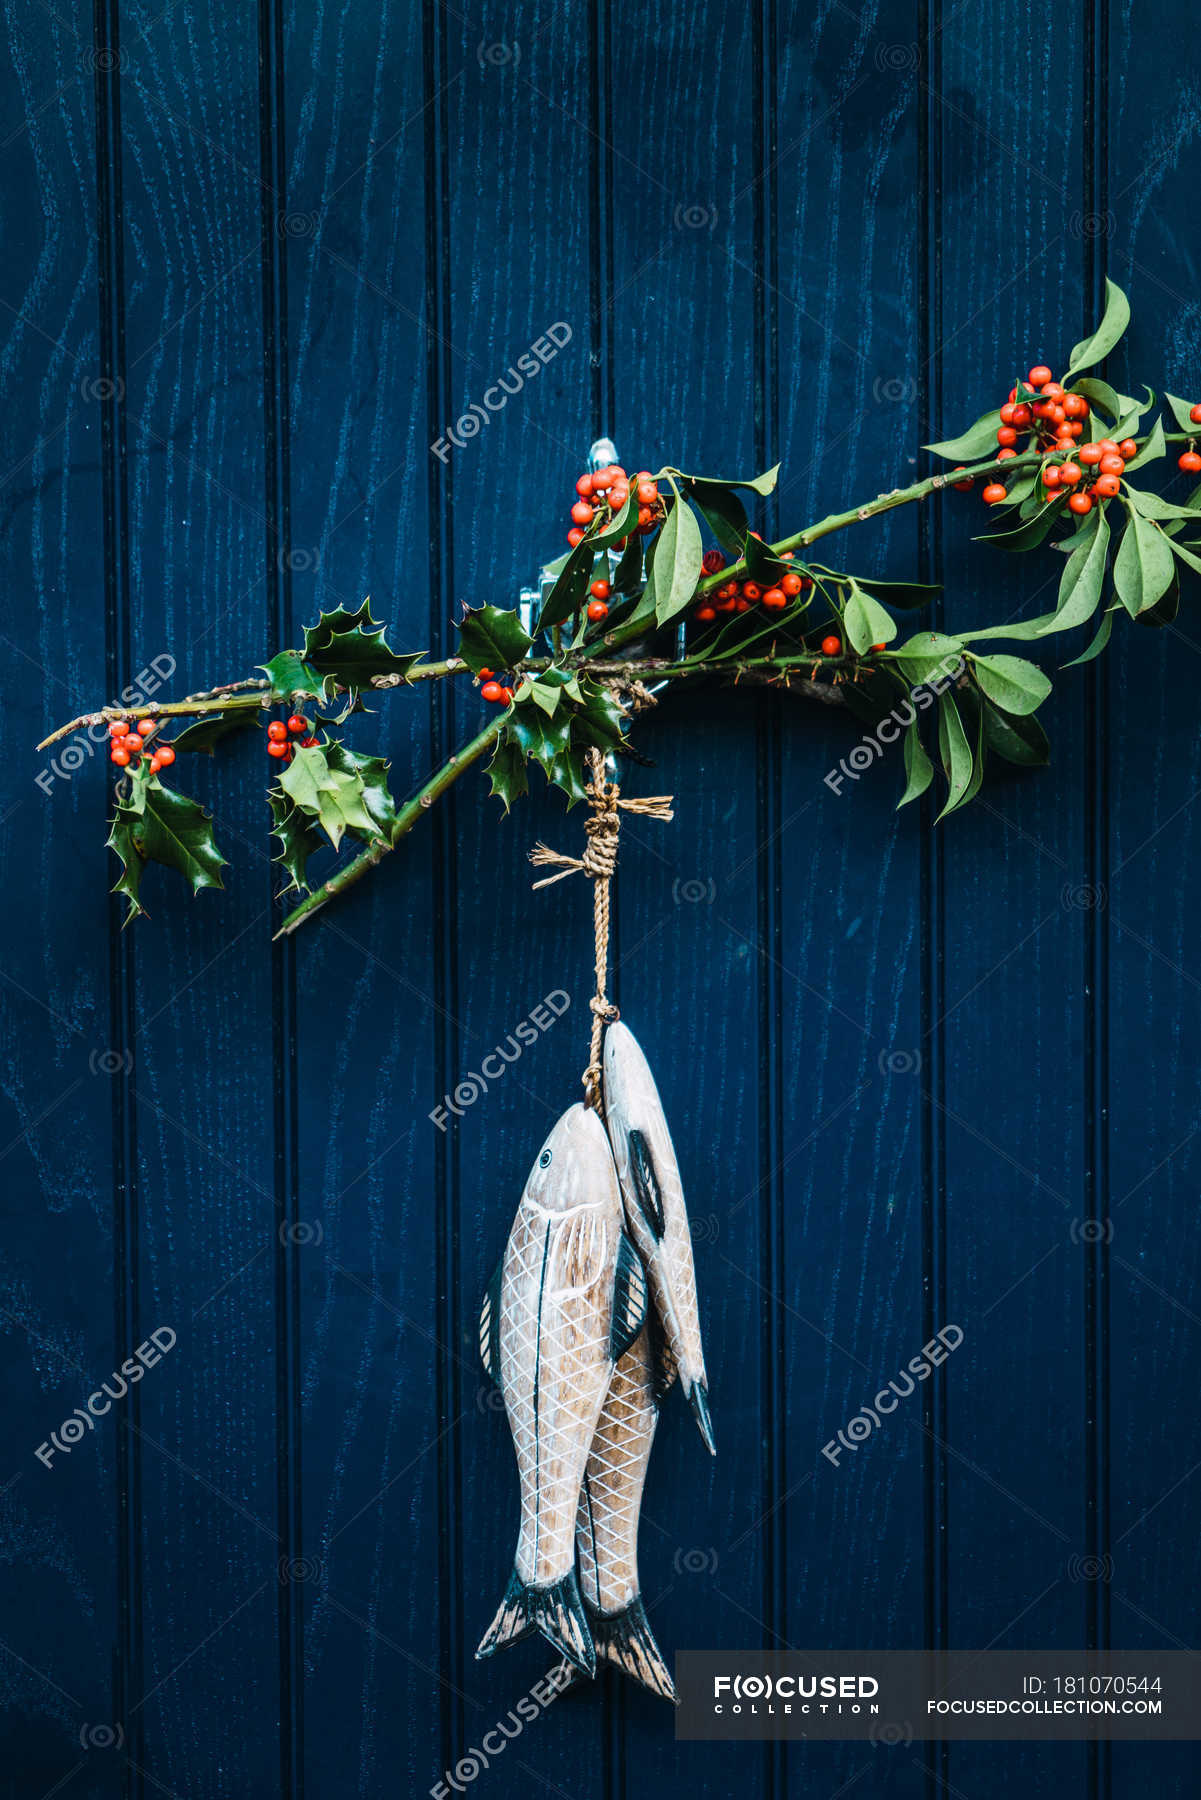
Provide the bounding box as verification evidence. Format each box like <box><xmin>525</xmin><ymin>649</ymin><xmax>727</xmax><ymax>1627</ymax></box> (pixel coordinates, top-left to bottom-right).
<box><xmin>529</xmin><ymin>748</ymin><xmax>673</xmax><ymax>1107</ymax></box>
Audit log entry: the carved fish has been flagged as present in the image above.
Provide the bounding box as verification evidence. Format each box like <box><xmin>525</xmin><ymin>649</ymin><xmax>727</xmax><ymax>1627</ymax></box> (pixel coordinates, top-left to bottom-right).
<box><xmin>477</xmin><ymin>1103</ymin><xmax>648</xmax><ymax>1676</ymax></box>
<box><xmin>602</xmin><ymin>1021</ymin><xmax>715</xmax><ymax>1454</ymax></box>
<box><xmin>573</xmin><ymin>1315</ymin><xmax>678</xmax><ymax>1701</ymax></box>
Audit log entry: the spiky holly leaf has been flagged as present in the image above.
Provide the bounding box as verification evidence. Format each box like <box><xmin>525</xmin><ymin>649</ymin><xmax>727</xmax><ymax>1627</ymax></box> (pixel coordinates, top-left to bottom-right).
<box><xmin>173</xmin><ymin>710</ymin><xmax>263</xmax><ymax>754</ymax></box>
<box><xmin>457</xmin><ymin>604</ymin><xmax>532</xmax><ymax>675</ymax></box>
<box><xmin>107</xmin><ymin>767</ymin><xmax>227</xmax><ymax>921</ymax></box>
<box><xmin>506</xmin><ymin>702</ymin><xmax>571</xmax><ymax>775</ymax></box>
<box><xmin>278</xmin><ymin>745</ymin><xmax>382</xmax><ymax>850</ymax></box>
<box><xmin>300</xmin><ymin>603</ymin><xmax>423</xmax><ymax>691</ymax></box>
<box><xmin>107</xmin><ymin>799</ymin><xmax>148</xmax><ymax>922</ymax></box>
<box><xmin>259</xmin><ymin>649</ymin><xmax>325</xmax><ymax>704</ymax></box>
<box><xmin>487</xmin><ymin>737</ymin><xmax>528</xmax><ymax>812</ymax></box>
<box><xmin>267</xmin><ymin>791</ymin><xmax>324</xmax><ymax>895</ymax></box>
<box><xmin>547</xmin><ymin>747</ymin><xmax>589</xmax><ymax>806</ymax></box>
<box><xmin>572</xmin><ymin>678</ymin><xmax>628</xmax><ymax>752</ymax></box>
<box><xmin>322</xmin><ymin>742</ymin><xmax>399</xmax><ymax>838</ymax></box>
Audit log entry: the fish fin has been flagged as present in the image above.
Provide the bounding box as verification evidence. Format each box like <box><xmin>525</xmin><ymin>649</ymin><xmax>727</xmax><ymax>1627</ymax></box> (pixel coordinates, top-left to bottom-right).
<box><xmin>610</xmin><ymin>1233</ymin><xmax>648</xmax><ymax>1360</ymax></box>
<box><xmin>628</xmin><ymin>1129</ymin><xmax>666</xmax><ymax>1239</ymax></box>
<box><xmin>591</xmin><ymin>1597</ymin><xmax>678</xmax><ymax>1703</ymax></box>
<box><xmin>476</xmin><ymin>1568</ymin><xmax>596</xmax><ymax>1677</ymax></box>
<box><xmin>647</xmin><ymin>1305</ymin><xmax>677</xmax><ymax>1401</ymax></box>
<box><xmin>478</xmin><ymin>1259</ymin><xmax>503</xmax><ymax>1384</ymax></box>
<box><xmin>688</xmin><ymin>1379</ymin><xmax>717</xmax><ymax>1455</ymax></box>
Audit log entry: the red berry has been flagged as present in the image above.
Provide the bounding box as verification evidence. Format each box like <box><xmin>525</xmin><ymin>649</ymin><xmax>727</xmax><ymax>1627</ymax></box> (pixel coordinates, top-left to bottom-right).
<box><xmin>1068</xmin><ymin>490</ymin><xmax>1093</xmax><ymax>515</ymax></box>
<box><xmin>781</xmin><ymin>571</ymin><xmax>804</xmax><ymax>596</ymax></box>
<box><xmin>589</xmin><ymin>579</ymin><xmax>611</xmax><ymax>600</ymax></box>
<box><xmin>480</xmin><ymin>680</ymin><xmax>503</xmax><ymax>702</ymax></box>
<box><xmin>268</xmin><ymin>741</ymin><xmax>289</xmax><ymax>758</ymax></box>
<box><xmin>1179</xmin><ymin>451</ymin><xmax>1201</xmax><ymax>473</ymax></box>
<box><xmin>286</xmin><ymin>714</ymin><xmax>308</xmax><ymax>734</ymax></box>
<box><xmin>952</xmin><ymin>467</ymin><xmax>974</xmax><ymax>491</ymax></box>
<box><xmin>996</xmin><ymin>448</ymin><xmax>1017</xmax><ymax>460</ymax></box>
<box><xmin>1078</xmin><ymin>443</ymin><xmax>1103</xmax><ymax>466</ymax></box>
<box><xmin>741</xmin><ymin>582</ymin><xmax>762</xmax><ymax>602</ymax></box>
<box><xmin>1190</xmin><ymin>404</ymin><xmax>1201</xmax><ymax>425</ymax></box>
<box><xmin>1028</xmin><ymin>364</ymin><xmax>1053</xmax><ymax>387</ymax></box>
<box><xmin>637</xmin><ymin>507</ymin><xmax>654</xmax><ymax>528</ymax></box>
<box><xmin>156</xmin><ymin>744</ymin><xmax>175</xmax><ymax>766</ymax></box>
<box><xmin>1043</xmin><ymin>465</ymin><xmax>1062</xmax><ymax>490</ymax></box>
<box><xmin>477</xmin><ymin>668</ymin><xmax>494</xmax><ymax>680</ymax></box>
<box><xmin>695</xmin><ymin>605</ymin><xmax>717</xmax><ymax>621</ymax></box>
<box><xmin>1059</xmin><ymin>462</ymin><xmax>1082</xmax><ymax>486</ymax></box>
<box><xmin>575</xmin><ymin>473</ymin><xmax>594</xmax><ymax>497</ymax></box>
<box><xmin>1094</xmin><ymin>473</ymin><xmax>1121</xmax><ymax>498</ymax></box>
<box><xmin>136</xmin><ymin>718</ymin><xmax>156</xmax><ymax>737</ymax></box>
<box><xmin>996</xmin><ymin>425</ymin><xmax>1018</xmax><ymax>447</ymax></box>
<box><xmin>586</xmin><ymin>600</ymin><xmax>609</xmax><ymax>622</ymax></box>
<box><xmin>1063</xmin><ymin>394</ymin><xmax>1089</xmax><ymax>419</ymax></box>
<box><xmin>871</xmin><ymin>642</ymin><xmax>887</xmax><ymax>653</ymax></box>
<box><xmin>1099</xmin><ymin>453</ymin><xmax>1125</xmax><ymax>476</ymax></box>
<box><xmin>734</xmin><ymin>598</ymin><xmax>750</xmax><ymax>611</ymax></box>
<box><xmin>108</xmin><ymin>719</ymin><xmax>127</xmax><ymax>738</ymax></box>
<box><xmin>820</xmin><ymin>634</ymin><xmax>842</xmax><ymax>656</ymax></box>
<box><xmin>267</xmin><ymin>720</ymin><xmax>288</xmax><ymax>741</ymax></box>
<box><xmin>149</xmin><ymin>755</ymin><xmax>162</xmax><ymax>773</ymax></box>
<box><xmin>982</xmin><ymin>482</ymin><xmax>1007</xmax><ymax>504</ymax></box>
<box><xmin>498</xmin><ymin>686</ymin><xmax>514</xmax><ymax>704</ymax></box>
<box><xmin>762</xmin><ymin>586</ymin><xmax>786</xmax><ymax>609</ymax></box>
<box><xmin>567</xmin><ymin>528</ymin><xmax>584</xmax><ymax>547</ymax></box>
<box><xmin>570</xmin><ymin>500</ymin><xmax>593</xmax><ymax>526</ymax></box>
<box><xmin>1011</xmin><ymin>403</ymin><xmax>1033</xmax><ymax>429</ymax></box>
<box><xmin>1097</xmin><ymin>439</ymin><xmax>1119</xmax><ymax>454</ymax></box>
<box><xmin>122</xmin><ymin>733</ymin><xmax>143</xmax><ymax>752</ymax></box>
<box><xmin>636</xmin><ymin>481</ymin><xmax>658</xmax><ymax>506</ymax></box>
<box><xmin>701</xmin><ymin>549</ymin><xmax>725</xmax><ymax>574</ymax></box>
<box><xmin>300</xmin><ymin>735</ymin><xmax>319</xmax><ymax>748</ymax></box>
<box><xmin>110</xmin><ymin>746</ymin><xmax>130</xmax><ymax>766</ymax></box>
<box><xmin>1118</xmin><ymin>439</ymin><xmax>1137</xmax><ymax>461</ymax></box>
<box><xmin>608</xmin><ymin>486</ymin><xmax>630</xmax><ymax>512</ymax></box>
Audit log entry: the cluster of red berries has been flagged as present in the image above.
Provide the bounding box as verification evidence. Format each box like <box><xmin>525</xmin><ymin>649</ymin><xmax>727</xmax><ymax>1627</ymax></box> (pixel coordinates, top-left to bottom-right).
<box><xmin>567</xmin><ymin>466</ymin><xmax>664</xmax><ymax>549</ymax></box>
<box><xmin>692</xmin><ymin>548</ymin><xmax>812</xmax><ymax>622</ymax></box>
<box><xmin>108</xmin><ymin>717</ymin><xmax>175</xmax><ymax>773</ymax></box>
<box><xmin>267</xmin><ymin>715</ymin><xmax>319</xmax><ymax>761</ymax></box>
<box><xmin>957</xmin><ymin>363</ymin><xmax>1143</xmax><ymax>515</ymax></box>
<box><xmin>1179</xmin><ymin>402</ymin><xmax>1201</xmax><ymax>474</ymax></box>
<box><xmin>478</xmin><ymin>671</ymin><xmax>515</xmax><ymax>705</ymax></box>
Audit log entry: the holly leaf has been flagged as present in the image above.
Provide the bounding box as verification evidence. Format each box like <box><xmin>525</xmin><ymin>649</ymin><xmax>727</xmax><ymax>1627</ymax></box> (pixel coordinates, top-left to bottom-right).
<box><xmin>652</xmin><ymin>495</ymin><xmax>705</xmax><ymax>625</ymax></box>
<box><xmin>172</xmin><ymin>710</ymin><xmax>263</xmax><ymax>754</ymax></box>
<box><xmin>323</xmin><ymin>742</ymin><xmax>399</xmax><ymax>838</ymax></box>
<box><xmin>925</xmin><ymin>409</ymin><xmax>1003</xmax><ymax>461</ymax></box>
<box><xmin>573</xmin><ymin>678</ymin><xmax>628</xmax><ymax>752</ymax></box>
<box><xmin>107</xmin><ymin>799</ymin><xmax>148</xmax><ymax>922</ymax></box>
<box><xmin>971</xmin><ymin>653</ymin><xmax>1052</xmax><ymax>716</ymax></box>
<box><xmin>1037</xmin><ymin>505</ymin><xmax>1110</xmax><ymax>634</ymax></box>
<box><xmin>547</xmin><ymin>747</ymin><xmax>589</xmax><ymax>806</ymax></box>
<box><xmin>279</xmin><ymin>745</ymin><xmax>382</xmax><ymax>850</ymax></box>
<box><xmin>458</xmin><ymin>604</ymin><xmax>532</xmax><ymax>674</ymax></box>
<box><xmin>1064</xmin><ymin>278</ymin><xmax>1131</xmax><ymax>382</ymax></box>
<box><xmin>506</xmin><ymin>701</ymin><xmax>571</xmax><ymax>774</ymax></box>
<box><xmin>267</xmin><ymin>791</ymin><xmax>324</xmax><ymax>895</ymax></box>
<box><xmin>897</xmin><ymin>723</ymin><xmax>934</xmax><ymax>808</ymax></box>
<box><xmin>1113</xmin><ymin>511</ymin><xmax>1176</xmax><ymax>617</ymax></box>
<box><xmin>843</xmin><ymin>581</ymin><xmax>897</xmax><ymax>655</ymax></box>
<box><xmin>260</xmin><ymin>649</ymin><xmax>325</xmax><ymax>704</ymax></box>
<box><xmin>487</xmin><ymin>737</ymin><xmax>528</xmax><ymax>812</ymax></box>
<box><xmin>300</xmin><ymin>602</ymin><xmax>423</xmax><ymax>690</ymax></box>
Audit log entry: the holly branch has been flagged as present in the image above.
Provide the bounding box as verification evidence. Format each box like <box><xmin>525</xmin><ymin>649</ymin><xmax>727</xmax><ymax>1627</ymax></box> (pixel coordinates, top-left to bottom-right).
<box><xmin>39</xmin><ymin>282</ymin><xmax>1201</xmax><ymax>932</ymax></box>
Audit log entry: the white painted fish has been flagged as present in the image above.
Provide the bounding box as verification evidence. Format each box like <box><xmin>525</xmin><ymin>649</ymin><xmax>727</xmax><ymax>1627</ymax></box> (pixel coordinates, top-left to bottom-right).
<box><xmin>573</xmin><ymin>1315</ymin><xmax>678</xmax><ymax>1701</ymax></box>
<box><xmin>602</xmin><ymin>1021</ymin><xmax>715</xmax><ymax>1454</ymax></box>
<box><xmin>477</xmin><ymin>1103</ymin><xmax>648</xmax><ymax>1676</ymax></box>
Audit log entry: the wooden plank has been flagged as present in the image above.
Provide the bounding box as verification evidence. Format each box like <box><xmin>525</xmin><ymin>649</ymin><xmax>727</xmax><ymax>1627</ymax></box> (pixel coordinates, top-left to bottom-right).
<box><xmin>0</xmin><ymin>8</ymin><xmax>122</xmax><ymax>1794</ymax></box>
<box><xmin>115</xmin><ymin>2</ymin><xmax>281</xmax><ymax>1789</ymax></box>
<box><xmin>1105</xmin><ymin>6</ymin><xmax>1201</xmax><ymax>1794</ymax></box>
<box><xmin>936</xmin><ymin>7</ymin><xmax>1092</xmax><ymax>1798</ymax></box>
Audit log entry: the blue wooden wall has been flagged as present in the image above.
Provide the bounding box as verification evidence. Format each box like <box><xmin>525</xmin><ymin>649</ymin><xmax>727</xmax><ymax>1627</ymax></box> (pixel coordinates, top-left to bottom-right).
<box><xmin>2</xmin><ymin>1</ymin><xmax>1199</xmax><ymax>1796</ymax></box>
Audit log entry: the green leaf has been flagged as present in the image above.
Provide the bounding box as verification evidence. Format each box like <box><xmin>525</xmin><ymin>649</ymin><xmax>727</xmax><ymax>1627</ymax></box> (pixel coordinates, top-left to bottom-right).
<box><xmin>925</xmin><ymin>409</ymin><xmax>1003</xmax><ymax>461</ymax></box>
<box><xmin>971</xmin><ymin>653</ymin><xmax>1052</xmax><ymax>716</ymax></box>
<box><xmin>300</xmin><ymin>602</ymin><xmax>423</xmax><ymax>691</ymax></box>
<box><xmin>853</xmin><ymin>576</ymin><xmax>941</xmax><ymax>610</ymax></box>
<box><xmin>843</xmin><ymin>581</ymin><xmax>897</xmax><ymax>655</ymax></box>
<box><xmin>980</xmin><ymin>699</ymin><xmax>1050</xmax><ymax>767</ymax></box>
<box><xmin>1166</xmin><ymin>392</ymin><xmax>1201</xmax><ymax>433</ymax></box>
<box><xmin>652</xmin><ymin>496</ymin><xmax>705</xmax><ymax>625</ymax></box>
<box><xmin>935</xmin><ymin>690</ymin><xmax>974</xmax><ymax>820</ymax></box>
<box><xmin>457</xmin><ymin>604</ymin><xmax>532</xmax><ymax>674</ymax></box>
<box><xmin>125</xmin><ymin>772</ymin><xmax>227</xmax><ymax>896</ymax></box>
<box><xmin>279</xmin><ymin>745</ymin><xmax>381</xmax><ymax>850</ymax></box>
<box><xmin>1070</xmin><ymin>377</ymin><xmax>1128</xmax><ymax>423</ymax></box>
<box><xmin>1127</xmin><ymin>415</ymin><xmax>1166</xmax><ymax>469</ymax></box>
<box><xmin>267</xmin><ymin>791</ymin><xmax>324</xmax><ymax>895</ymax></box>
<box><xmin>1134</xmin><ymin>567</ymin><xmax>1179</xmax><ymax>627</ymax></box>
<box><xmin>1122</xmin><ymin>485</ymin><xmax>1201</xmax><ymax>524</ymax></box>
<box><xmin>1037</xmin><ymin>506</ymin><xmax>1110</xmax><ymax>635</ymax></box>
<box><xmin>323</xmin><ymin>743</ymin><xmax>399</xmax><ymax>838</ymax></box>
<box><xmin>572</xmin><ymin>678</ymin><xmax>628</xmax><ymax>752</ymax></box>
<box><xmin>506</xmin><ymin>702</ymin><xmax>571</xmax><ymax>774</ymax></box>
<box><xmin>1167</xmin><ymin>537</ymin><xmax>1201</xmax><ymax>580</ymax></box>
<box><xmin>547</xmin><ymin>747</ymin><xmax>589</xmax><ymax>807</ymax></box>
<box><xmin>668</xmin><ymin>462</ymin><xmax>779</xmax><ymax>495</ymax></box>
<box><xmin>1113</xmin><ymin>511</ymin><xmax>1176</xmax><ymax>617</ymax></box>
<box><xmin>895</xmin><ymin>631</ymin><xmax>965</xmax><ymax>685</ymax></box>
<box><xmin>259</xmin><ymin>649</ymin><xmax>325</xmax><ymax>704</ymax></box>
<box><xmin>975</xmin><ymin>498</ymin><xmax>1065</xmax><ymax>553</ymax></box>
<box><xmin>1064</xmin><ymin>278</ymin><xmax>1131</xmax><ymax>381</ymax></box>
<box><xmin>897</xmin><ymin>723</ymin><xmax>934</xmax><ymax>808</ymax></box>
<box><xmin>1061</xmin><ymin>607</ymin><xmax>1117</xmax><ymax>667</ymax></box>
<box><xmin>107</xmin><ymin>800</ymin><xmax>147</xmax><ymax>922</ymax></box>
<box><xmin>687</xmin><ymin>480</ymin><xmax>749</xmax><ymax>554</ymax></box>
<box><xmin>171</xmin><ymin>710</ymin><xmax>263</xmax><ymax>754</ymax></box>
<box><xmin>538</xmin><ymin>490</ymin><xmax>642</xmax><ymax>631</ymax></box>
<box><xmin>487</xmin><ymin>737</ymin><xmax>528</xmax><ymax>812</ymax></box>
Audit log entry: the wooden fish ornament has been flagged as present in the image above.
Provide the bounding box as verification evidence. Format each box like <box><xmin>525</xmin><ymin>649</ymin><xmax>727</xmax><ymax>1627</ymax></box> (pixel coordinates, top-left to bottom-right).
<box><xmin>602</xmin><ymin>1021</ymin><xmax>715</xmax><ymax>1454</ymax></box>
<box><xmin>574</xmin><ymin>1316</ymin><xmax>678</xmax><ymax>1701</ymax></box>
<box><xmin>477</xmin><ymin>1103</ymin><xmax>648</xmax><ymax>1676</ymax></box>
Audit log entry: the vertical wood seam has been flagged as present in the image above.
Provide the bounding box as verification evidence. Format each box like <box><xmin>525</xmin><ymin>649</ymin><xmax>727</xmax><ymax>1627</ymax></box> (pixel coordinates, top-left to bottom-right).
<box><xmin>918</xmin><ymin>6</ymin><xmax>948</xmax><ymax>1798</ymax></box>
<box><xmin>423</xmin><ymin>0</ymin><xmax>464</xmax><ymax>1770</ymax></box>
<box><xmin>257</xmin><ymin>0</ymin><xmax>303</xmax><ymax>1787</ymax></box>
<box><xmin>92</xmin><ymin>3</ymin><xmax>141</xmax><ymax>1790</ymax></box>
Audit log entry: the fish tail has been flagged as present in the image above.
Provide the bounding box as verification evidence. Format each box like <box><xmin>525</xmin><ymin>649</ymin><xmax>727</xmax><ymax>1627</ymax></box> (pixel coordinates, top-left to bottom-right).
<box><xmin>591</xmin><ymin>1596</ymin><xmax>677</xmax><ymax>1703</ymax></box>
<box><xmin>687</xmin><ymin>1379</ymin><xmax>716</xmax><ymax>1455</ymax></box>
<box><xmin>475</xmin><ymin>1567</ymin><xmax>596</xmax><ymax>1677</ymax></box>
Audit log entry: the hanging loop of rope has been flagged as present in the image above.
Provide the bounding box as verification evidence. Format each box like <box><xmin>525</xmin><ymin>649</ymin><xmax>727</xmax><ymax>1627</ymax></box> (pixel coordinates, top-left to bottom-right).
<box><xmin>529</xmin><ymin>748</ymin><xmax>673</xmax><ymax>1109</ymax></box>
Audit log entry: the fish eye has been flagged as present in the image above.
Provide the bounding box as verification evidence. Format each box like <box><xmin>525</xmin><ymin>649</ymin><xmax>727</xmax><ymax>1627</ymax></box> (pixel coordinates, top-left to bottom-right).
<box><xmin>538</xmin><ymin>1148</ymin><xmax>553</xmax><ymax>1169</ymax></box>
